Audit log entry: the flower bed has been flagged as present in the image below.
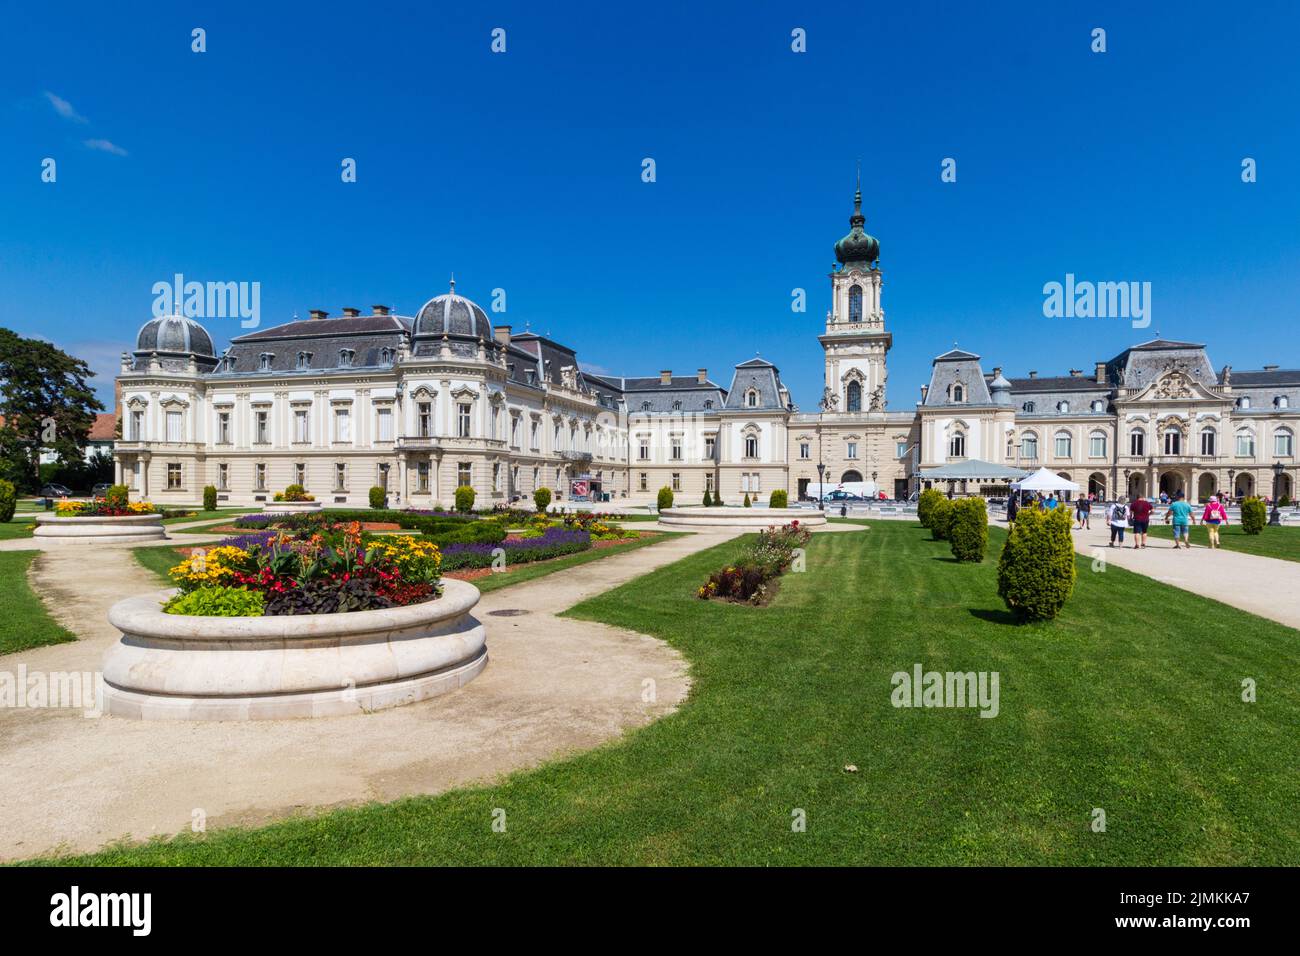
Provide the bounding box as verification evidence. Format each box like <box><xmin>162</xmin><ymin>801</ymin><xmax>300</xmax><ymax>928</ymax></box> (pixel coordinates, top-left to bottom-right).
<box><xmin>165</xmin><ymin>520</ymin><xmax>442</xmax><ymax>616</ymax></box>
<box><xmin>698</xmin><ymin>522</ymin><xmax>811</xmax><ymax>605</ymax></box>
<box><xmin>53</xmin><ymin>498</ymin><xmax>159</xmax><ymax>517</ymax></box>
<box><xmin>441</xmin><ymin>526</ymin><xmax>591</xmax><ymax>571</ymax></box>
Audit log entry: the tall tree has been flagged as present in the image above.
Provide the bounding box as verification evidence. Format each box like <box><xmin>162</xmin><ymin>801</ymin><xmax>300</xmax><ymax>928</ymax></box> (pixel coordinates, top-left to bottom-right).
<box><xmin>0</xmin><ymin>328</ymin><xmax>104</xmax><ymax>491</ymax></box>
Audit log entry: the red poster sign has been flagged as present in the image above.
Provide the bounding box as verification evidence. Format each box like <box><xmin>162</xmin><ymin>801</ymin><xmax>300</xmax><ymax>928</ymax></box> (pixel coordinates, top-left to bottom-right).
<box><xmin>571</xmin><ymin>480</ymin><xmax>589</xmax><ymax>497</ymax></box>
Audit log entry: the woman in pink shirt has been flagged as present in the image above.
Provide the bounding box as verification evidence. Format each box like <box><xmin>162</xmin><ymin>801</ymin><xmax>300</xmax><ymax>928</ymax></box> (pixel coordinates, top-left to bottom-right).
<box><xmin>1201</xmin><ymin>495</ymin><xmax>1229</xmax><ymax>549</ymax></box>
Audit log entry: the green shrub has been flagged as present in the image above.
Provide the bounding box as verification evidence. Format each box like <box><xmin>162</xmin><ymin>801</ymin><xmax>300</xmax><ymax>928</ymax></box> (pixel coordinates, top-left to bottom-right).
<box><xmin>105</xmin><ymin>484</ymin><xmax>130</xmax><ymax>510</ymax></box>
<box><xmin>743</xmin><ymin>493</ymin><xmax>752</xmax><ymax>508</ymax></box>
<box><xmin>917</xmin><ymin>487</ymin><xmax>944</xmax><ymax>528</ymax></box>
<box><xmin>949</xmin><ymin>497</ymin><xmax>988</xmax><ymax>562</ymax></box>
<box><xmin>163</xmin><ymin>586</ymin><xmax>265</xmax><ymax>617</ymax></box>
<box><xmin>657</xmin><ymin>486</ymin><xmax>674</xmax><ymax>511</ymax></box>
<box><xmin>533</xmin><ymin>487</ymin><xmax>552</xmax><ymax>513</ymax></box>
<box><xmin>202</xmin><ymin>484</ymin><xmax>217</xmax><ymax>511</ymax></box>
<box><xmin>769</xmin><ymin>489</ymin><xmax>788</xmax><ymax>508</ymax></box>
<box><xmin>1241</xmin><ymin>496</ymin><xmax>1266</xmax><ymax>535</ymax></box>
<box><xmin>454</xmin><ymin>485</ymin><xmax>476</xmax><ymax>513</ymax></box>
<box><xmin>0</xmin><ymin>479</ymin><xmax>15</xmax><ymax>522</ymax></box>
<box><xmin>930</xmin><ymin>498</ymin><xmax>955</xmax><ymax>540</ymax></box>
<box><xmin>702</xmin><ymin>489</ymin><xmax>712</xmax><ymax>507</ymax></box>
<box><xmin>1279</xmin><ymin>494</ymin><xmax>1292</xmax><ymax>508</ymax></box>
<box><xmin>997</xmin><ymin>506</ymin><xmax>1077</xmax><ymax>621</ymax></box>
<box><xmin>369</xmin><ymin>486</ymin><xmax>386</xmax><ymax>509</ymax></box>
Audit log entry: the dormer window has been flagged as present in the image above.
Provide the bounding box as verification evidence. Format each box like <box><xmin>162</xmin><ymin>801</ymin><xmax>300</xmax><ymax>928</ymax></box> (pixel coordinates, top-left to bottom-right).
<box><xmin>952</xmin><ymin>384</ymin><xmax>964</xmax><ymax>403</ymax></box>
<box><xmin>1237</xmin><ymin>396</ymin><xmax>1251</xmax><ymax>409</ymax></box>
<box><xmin>296</xmin><ymin>351</ymin><xmax>312</xmax><ymax>370</ymax></box>
<box><xmin>641</xmin><ymin>401</ymin><xmax>652</xmax><ymax>411</ymax></box>
<box><xmin>672</xmin><ymin>400</ymin><xmax>682</xmax><ymax>411</ymax></box>
<box><xmin>379</xmin><ymin>347</ymin><xmax>393</xmax><ymax>365</ymax></box>
<box><xmin>1057</xmin><ymin>401</ymin><xmax>1070</xmax><ymax>413</ymax></box>
<box><xmin>258</xmin><ymin>352</ymin><xmax>273</xmax><ymax>371</ymax></box>
<box><xmin>1091</xmin><ymin>400</ymin><xmax>1105</xmax><ymax>413</ymax></box>
<box><xmin>338</xmin><ymin>349</ymin><xmax>355</xmax><ymax>367</ymax></box>
<box><xmin>1023</xmin><ymin>401</ymin><xmax>1035</xmax><ymax>413</ymax></box>
<box><xmin>1276</xmin><ymin>396</ymin><xmax>1289</xmax><ymax>409</ymax></box>
<box><xmin>703</xmin><ymin>399</ymin><xmax>713</xmax><ymax>409</ymax></box>
<box><xmin>746</xmin><ymin>389</ymin><xmax>759</xmax><ymax>408</ymax></box>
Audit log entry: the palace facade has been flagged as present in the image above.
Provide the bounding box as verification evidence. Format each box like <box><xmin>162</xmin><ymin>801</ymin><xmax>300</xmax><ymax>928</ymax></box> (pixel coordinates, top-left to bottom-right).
<box><xmin>113</xmin><ymin>189</ymin><xmax>1299</xmax><ymax>508</ymax></box>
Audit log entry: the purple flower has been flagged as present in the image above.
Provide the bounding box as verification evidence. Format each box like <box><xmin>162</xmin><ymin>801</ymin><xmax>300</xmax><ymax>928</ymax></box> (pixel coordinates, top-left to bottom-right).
<box><xmin>218</xmin><ymin>530</ymin><xmax>279</xmax><ymax>550</ymax></box>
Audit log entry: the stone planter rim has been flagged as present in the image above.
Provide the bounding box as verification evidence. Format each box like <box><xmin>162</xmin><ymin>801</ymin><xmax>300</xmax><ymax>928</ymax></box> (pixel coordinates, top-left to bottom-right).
<box><xmin>108</xmin><ymin>577</ymin><xmax>479</xmax><ymax>643</ymax></box>
<box><xmin>36</xmin><ymin>512</ymin><xmax>162</xmax><ymax>524</ymax></box>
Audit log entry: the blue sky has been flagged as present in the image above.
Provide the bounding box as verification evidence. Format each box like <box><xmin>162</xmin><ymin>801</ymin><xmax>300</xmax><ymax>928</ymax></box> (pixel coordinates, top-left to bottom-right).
<box><xmin>4</xmin><ymin>0</ymin><xmax>1298</xmax><ymax>408</ymax></box>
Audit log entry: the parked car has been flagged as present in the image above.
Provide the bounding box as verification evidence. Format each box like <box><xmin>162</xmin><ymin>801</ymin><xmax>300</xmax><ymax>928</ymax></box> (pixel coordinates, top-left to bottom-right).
<box><xmin>822</xmin><ymin>490</ymin><xmax>867</xmax><ymax>503</ymax></box>
<box><xmin>40</xmin><ymin>483</ymin><xmax>73</xmax><ymax>498</ymax></box>
<box><xmin>91</xmin><ymin>482</ymin><xmax>113</xmax><ymax>497</ymax></box>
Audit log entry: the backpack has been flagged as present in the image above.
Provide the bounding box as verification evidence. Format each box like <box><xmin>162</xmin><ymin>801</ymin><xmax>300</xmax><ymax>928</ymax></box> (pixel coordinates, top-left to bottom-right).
<box><xmin>1112</xmin><ymin>504</ymin><xmax>1128</xmax><ymax>522</ymax></box>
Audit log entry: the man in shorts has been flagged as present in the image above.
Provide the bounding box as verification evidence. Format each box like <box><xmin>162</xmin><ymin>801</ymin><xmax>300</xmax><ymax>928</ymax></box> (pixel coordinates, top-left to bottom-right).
<box><xmin>1166</xmin><ymin>491</ymin><xmax>1195</xmax><ymax>549</ymax></box>
<box><xmin>1129</xmin><ymin>494</ymin><xmax>1153</xmax><ymax>549</ymax></box>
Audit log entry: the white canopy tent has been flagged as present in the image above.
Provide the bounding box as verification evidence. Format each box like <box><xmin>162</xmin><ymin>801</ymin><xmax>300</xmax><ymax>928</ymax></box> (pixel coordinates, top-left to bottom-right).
<box><xmin>1011</xmin><ymin>467</ymin><xmax>1080</xmax><ymax>493</ymax></box>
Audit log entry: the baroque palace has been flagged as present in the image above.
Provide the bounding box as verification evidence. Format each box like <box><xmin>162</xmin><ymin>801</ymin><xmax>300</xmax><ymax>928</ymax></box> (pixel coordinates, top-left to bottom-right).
<box><xmin>114</xmin><ymin>187</ymin><xmax>1299</xmax><ymax>508</ymax></box>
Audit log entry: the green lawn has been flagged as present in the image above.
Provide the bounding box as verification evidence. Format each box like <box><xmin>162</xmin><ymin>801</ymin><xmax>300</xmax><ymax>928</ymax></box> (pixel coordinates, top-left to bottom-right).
<box><xmin>1146</xmin><ymin>521</ymin><xmax>1300</xmax><ymax>562</ymax></box>
<box><xmin>472</xmin><ymin>531</ymin><xmax>683</xmax><ymax>594</ymax></box>
<box><xmin>132</xmin><ymin>546</ymin><xmax>187</xmax><ymax>585</ymax></box>
<box><xmin>40</xmin><ymin>520</ymin><xmax>1300</xmax><ymax>866</ymax></box>
<box><xmin>0</xmin><ymin>521</ymin><xmax>35</xmax><ymax>541</ymax></box>
<box><xmin>0</xmin><ymin>552</ymin><xmax>76</xmax><ymax>655</ymax></box>
<box><xmin>161</xmin><ymin>508</ymin><xmax>254</xmax><ymax>526</ymax></box>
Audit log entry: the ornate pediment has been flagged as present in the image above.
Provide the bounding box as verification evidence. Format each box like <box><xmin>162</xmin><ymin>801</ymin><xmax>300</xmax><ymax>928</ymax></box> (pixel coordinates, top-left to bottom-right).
<box><xmin>1131</xmin><ymin>363</ymin><xmax>1219</xmax><ymax>403</ymax></box>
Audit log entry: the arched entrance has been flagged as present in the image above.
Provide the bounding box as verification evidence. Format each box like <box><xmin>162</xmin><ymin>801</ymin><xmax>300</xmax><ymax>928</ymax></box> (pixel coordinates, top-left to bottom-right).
<box><xmin>1056</xmin><ymin>473</ymin><xmax>1074</xmax><ymax>502</ymax></box>
<box><xmin>1159</xmin><ymin>470</ymin><xmax>1186</xmax><ymax>499</ymax></box>
<box><xmin>1276</xmin><ymin>473</ymin><xmax>1294</xmax><ymax>503</ymax></box>
<box><xmin>1235</xmin><ymin>473</ymin><xmax>1254</xmax><ymax>499</ymax></box>
<box><xmin>1088</xmin><ymin>472</ymin><xmax>1107</xmax><ymax>499</ymax></box>
<box><xmin>1127</xmin><ymin>472</ymin><xmax>1147</xmax><ymax>499</ymax></box>
<box><xmin>1197</xmin><ymin>473</ymin><xmax>1217</xmax><ymax>502</ymax></box>
<box><xmin>840</xmin><ymin>470</ymin><xmax>863</xmax><ymax>484</ymax></box>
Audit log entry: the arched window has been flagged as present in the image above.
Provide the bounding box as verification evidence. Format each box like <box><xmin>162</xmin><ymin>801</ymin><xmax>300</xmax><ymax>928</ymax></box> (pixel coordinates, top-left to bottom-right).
<box><xmin>1237</xmin><ymin>396</ymin><xmax>1251</xmax><ymax>409</ymax></box>
<box><xmin>1200</xmin><ymin>428</ymin><xmax>1216</xmax><ymax>456</ymax></box>
<box><xmin>1021</xmin><ymin>433</ymin><xmax>1039</xmax><ymax>460</ymax></box>
<box><xmin>746</xmin><ymin>389</ymin><xmax>759</xmax><ymax>408</ymax></box>
<box><xmin>1130</xmin><ymin>429</ymin><xmax>1145</xmax><ymax>456</ymax></box>
<box><xmin>846</xmin><ymin>380</ymin><xmax>862</xmax><ymax>412</ymax></box>
<box><xmin>1163</xmin><ymin>427</ymin><xmax>1181</xmax><ymax>456</ymax></box>
<box><xmin>949</xmin><ymin>431</ymin><xmax>966</xmax><ymax>458</ymax></box>
<box><xmin>1276</xmin><ymin>396</ymin><xmax>1290</xmax><ymax>409</ymax></box>
<box><xmin>1023</xmin><ymin>401</ymin><xmax>1036</xmax><ymax>413</ymax></box>
<box><xmin>1057</xmin><ymin>401</ymin><xmax>1070</xmax><ymax>414</ymax></box>
<box><xmin>1089</xmin><ymin>431</ymin><xmax>1107</xmax><ymax>457</ymax></box>
<box><xmin>1276</xmin><ymin>428</ymin><xmax>1295</xmax><ymax>457</ymax></box>
<box><xmin>1236</xmin><ymin>429</ymin><xmax>1255</xmax><ymax>457</ymax></box>
<box><xmin>952</xmin><ymin>384</ymin><xmax>965</xmax><ymax>403</ymax></box>
<box><xmin>848</xmin><ymin>285</ymin><xmax>863</xmax><ymax>323</ymax></box>
<box><xmin>1091</xmin><ymin>400</ymin><xmax>1105</xmax><ymax>413</ymax></box>
<box><xmin>744</xmin><ymin>434</ymin><xmax>759</xmax><ymax>458</ymax></box>
<box><xmin>1054</xmin><ymin>431</ymin><xmax>1072</xmax><ymax>458</ymax></box>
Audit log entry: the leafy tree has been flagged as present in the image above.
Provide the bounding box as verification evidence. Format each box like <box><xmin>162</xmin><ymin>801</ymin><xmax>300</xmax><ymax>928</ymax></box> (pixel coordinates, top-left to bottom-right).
<box><xmin>533</xmin><ymin>487</ymin><xmax>552</xmax><ymax>513</ymax></box>
<box><xmin>455</xmin><ymin>485</ymin><xmax>477</xmax><ymax>513</ymax></box>
<box><xmin>0</xmin><ymin>479</ymin><xmax>15</xmax><ymax>522</ymax></box>
<box><xmin>0</xmin><ymin>329</ymin><xmax>104</xmax><ymax>492</ymax></box>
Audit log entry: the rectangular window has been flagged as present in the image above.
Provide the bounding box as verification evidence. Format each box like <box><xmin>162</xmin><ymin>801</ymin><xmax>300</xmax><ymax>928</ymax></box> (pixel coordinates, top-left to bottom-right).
<box><xmin>255</xmin><ymin>463</ymin><xmax>267</xmax><ymax>490</ymax></box>
<box><xmin>705</xmin><ymin>436</ymin><xmax>716</xmax><ymax>460</ymax></box>
<box><xmin>1201</xmin><ymin>431</ymin><xmax>1215</xmax><ymax>456</ymax></box>
<box><xmin>130</xmin><ymin>409</ymin><xmax>144</xmax><ymax>440</ymax></box>
<box><xmin>671</xmin><ymin>472</ymin><xmax>681</xmax><ymax>491</ymax></box>
<box><xmin>457</xmin><ymin>462</ymin><xmax>472</xmax><ymax>487</ymax></box>
<box><xmin>639</xmin><ymin>472</ymin><xmax>648</xmax><ymax>492</ymax></box>
<box><xmin>217</xmin><ymin>411</ymin><xmax>231</xmax><ymax>444</ymax></box>
<box><xmin>493</xmin><ymin>463</ymin><xmax>502</xmax><ymax>492</ymax></box>
<box><xmin>846</xmin><ymin>442</ymin><xmax>858</xmax><ymax>460</ymax></box>
<box><xmin>705</xmin><ymin>472</ymin><xmax>715</xmax><ymax>493</ymax></box>
<box><xmin>417</xmin><ymin>402</ymin><xmax>432</xmax><ymax>438</ymax></box>
<box><xmin>530</xmin><ymin>420</ymin><xmax>539</xmax><ymax>449</ymax></box>
<box><xmin>1276</xmin><ymin>432</ymin><xmax>1294</xmax><ymax>457</ymax></box>
<box><xmin>670</xmin><ymin>437</ymin><xmax>682</xmax><ymax>461</ymax></box>
<box><xmin>896</xmin><ymin>441</ymin><xmax>908</xmax><ymax>459</ymax></box>
<box><xmin>294</xmin><ymin>409</ymin><xmax>310</xmax><ymax>443</ymax></box>
<box><xmin>255</xmin><ymin>410</ymin><xmax>269</xmax><ymax>444</ymax></box>
<box><xmin>217</xmin><ymin>463</ymin><xmax>228</xmax><ymax>490</ymax></box>
<box><xmin>800</xmin><ymin>442</ymin><xmax>810</xmax><ymax>460</ymax></box>
<box><xmin>166</xmin><ymin>462</ymin><xmax>182</xmax><ymax>489</ymax></box>
<box><xmin>639</xmin><ymin>438</ymin><xmax>650</xmax><ymax>461</ymax></box>
<box><xmin>753</xmin><ymin>473</ymin><xmax>761</xmax><ymax>493</ymax></box>
<box><xmin>376</xmin><ymin>407</ymin><xmax>394</xmax><ymax>442</ymax></box>
<box><xmin>295</xmin><ymin>462</ymin><xmax>306</xmax><ymax>486</ymax></box>
<box><xmin>511</xmin><ymin>415</ymin><xmax>520</xmax><ymax>447</ymax></box>
<box><xmin>1090</xmin><ymin>435</ymin><xmax>1106</xmax><ymax>457</ymax></box>
<box><xmin>457</xmin><ymin>403</ymin><xmax>472</xmax><ymax>438</ymax></box>
<box><xmin>334</xmin><ymin>463</ymin><xmax>347</xmax><ymax>491</ymax></box>
<box><xmin>165</xmin><ymin>410</ymin><xmax>182</xmax><ymax>442</ymax></box>
<box><xmin>1237</xmin><ymin>433</ymin><xmax>1253</xmax><ymax>457</ymax></box>
<box><xmin>1130</xmin><ymin>431</ymin><xmax>1144</xmax><ymax>456</ymax></box>
<box><xmin>334</xmin><ymin>407</ymin><xmax>351</xmax><ymax>442</ymax></box>
<box><xmin>1055</xmin><ymin>436</ymin><xmax>1071</xmax><ymax>458</ymax></box>
<box><xmin>417</xmin><ymin>460</ymin><xmax>430</xmax><ymax>492</ymax></box>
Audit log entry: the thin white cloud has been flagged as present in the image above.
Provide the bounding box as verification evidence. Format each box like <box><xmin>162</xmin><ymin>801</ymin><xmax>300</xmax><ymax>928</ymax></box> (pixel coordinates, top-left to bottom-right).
<box><xmin>579</xmin><ymin>361</ymin><xmax>611</xmax><ymax>376</ymax></box>
<box><xmin>43</xmin><ymin>90</ymin><xmax>88</xmax><ymax>123</ymax></box>
<box><xmin>84</xmin><ymin>138</ymin><xmax>128</xmax><ymax>157</ymax></box>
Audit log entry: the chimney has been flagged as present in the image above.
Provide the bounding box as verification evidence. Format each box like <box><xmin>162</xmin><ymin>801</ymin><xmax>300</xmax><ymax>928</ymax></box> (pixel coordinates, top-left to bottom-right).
<box><xmin>494</xmin><ymin>325</ymin><xmax>512</xmax><ymax>346</ymax></box>
<box><xmin>697</xmin><ymin>368</ymin><xmax>708</xmax><ymax>384</ymax></box>
<box><xmin>309</xmin><ymin>309</ymin><xmax>328</xmax><ymax>321</ymax></box>
<box><xmin>341</xmin><ymin>307</ymin><xmax>360</xmax><ymax>317</ymax></box>
<box><xmin>660</xmin><ymin>370</ymin><xmax>672</xmax><ymax>385</ymax></box>
<box><xmin>920</xmin><ymin>384</ymin><xmax>929</xmax><ymax>402</ymax></box>
<box><xmin>371</xmin><ymin>304</ymin><xmax>390</xmax><ymax>316</ymax></box>
<box><xmin>1069</xmin><ymin>368</ymin><xmax>1082</xmax><ymax>377</ymax></box>
<box><xmin>992</xmin><ymin>366</ymin><xmax>1002</xmax><ymax>378</ymax></box>
<box><xmin>1028</xmin><ymin>370</ymin><xmax>1038</xmax><ymax>379</ymax></box>
<box><xmin>1095</xmin><ymin>361</ymin><xmax>1106</xmax><ymax>384</ymax></box>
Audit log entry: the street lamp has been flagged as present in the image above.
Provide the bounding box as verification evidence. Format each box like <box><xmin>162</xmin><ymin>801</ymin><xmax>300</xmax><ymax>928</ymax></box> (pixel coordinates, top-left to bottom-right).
<box><xmin>1228</xmin><ymin>468</ymin><xmax>1236</xmax><ymax>504</ymax></box>
<box><xmin>817</xmin><ymin>387</ymin><xmax>838</xmax><ymax>510</ymax></box>
<box><xmin>1270</xmin><ymin>462</ymin><xmax>1283</xmax><ymax>526</ymax></box>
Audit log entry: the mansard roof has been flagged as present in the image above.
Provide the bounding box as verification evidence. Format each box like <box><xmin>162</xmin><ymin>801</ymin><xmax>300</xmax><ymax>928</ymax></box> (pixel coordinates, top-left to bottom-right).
<box><xmin>234</xmin><ymin>314</ymin><xmax>411</xmax><ymax>341</ymax></box>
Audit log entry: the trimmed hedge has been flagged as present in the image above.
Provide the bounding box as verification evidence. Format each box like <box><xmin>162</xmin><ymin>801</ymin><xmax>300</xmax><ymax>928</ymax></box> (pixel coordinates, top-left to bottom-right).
<box><xmin>702</xmin><ymin>489</ymin><xmax>712</xmax><ymax>507</ymax></box>
<box><xmin>743</xmin><ymin>494</ymin><xmax>752</xmax><ymax>508</ymax></box>
<box><xmin>1240</xmin><ymin>496</ymin><xmax>1266</xmax><ymax>535</ymax></box>
<box><xmin>997</xmin><ymin>505</ymin><xmax>1077</xmax><ymax>621</ymax></box>
<box><xmin>930</xmin><ymin>498</ymin><xmax>955</xmax><ymax>541</ymax></box>
<box><xmin>369</xmin><ymin>486</ymin><xmax>386</xmax><ymax>509</ymax></box>
<box><xmin>769</xmin><ymin>489</ymin><xmax>788</xmax><ymax>508</ymax></box>
<box><xmin>454</xmin><ymin>485</ymin><xmax>476</xmax><ymax>513</ymax></box>
<box><xmin>0</xmin><ymin>479</ymin><xmax>15</xmax><ymax>523</ymax></box>
<box><xmin>917</xmin><ymin>487</ymin><xmax>944</xmax><ymax>528</ymax></box>
<box><xmin>949</xmin><ymin>497</ymin><xmax>988</xmax><ymax>562</ymax></box>
<box><xmin>202</xmin><ymin>484</ymin><xmax>217</xmax><ymax>512</ymax></box>
<box><xmin>657</xmin><ymin>486</ymin><xmax>674</xmax><ymax>511</ymax></box>
<box><xmin>533</xmin><ymin>487</ymin><xmax>552</xmax><ymax>513</ymax></box>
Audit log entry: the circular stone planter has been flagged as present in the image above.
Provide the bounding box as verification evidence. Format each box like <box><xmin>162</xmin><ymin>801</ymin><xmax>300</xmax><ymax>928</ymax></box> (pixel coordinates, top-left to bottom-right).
<box><xmin>101</xmin><ymin>578</ymin><xmax>487</xmax><ymax>720</ymax></box>
<box><xmin>262</xmin><ymin>499</ymin><xmax>323</xmax><ymax>513</ymax></box>
<box><xmin>34</xmin><ymin>512</ymin><xmax>167</xmax><ymax>544</ymax></box>
<box><xmin>657</xmin><ymin>506</ymin><xmax>826</xmax><ymax>529</ymax></box>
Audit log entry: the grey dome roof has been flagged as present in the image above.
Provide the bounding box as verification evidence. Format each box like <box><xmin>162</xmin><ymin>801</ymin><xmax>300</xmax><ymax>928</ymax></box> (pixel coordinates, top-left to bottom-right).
<box><xmin>989</xmin><ymin>371</ymin><xmax>1013</xmax><ymax>405</ymax></box>
<box><xmin>135</xmin><ymin>314</ymin><xmax>216</xmax><ymax>356</ymax></box>
<box><xmin>413</xmin><ymin>283</ymin><xmax>491</xmax><ymax>340</ymax></box>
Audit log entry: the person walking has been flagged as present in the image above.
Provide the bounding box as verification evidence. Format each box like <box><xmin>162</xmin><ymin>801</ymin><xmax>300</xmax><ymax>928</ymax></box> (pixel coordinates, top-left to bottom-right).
<box><xmin>1006</xmin><ymin>492</ymin><xmax>1019</xmax><ymax>525</ymax></box>
<box><xmin>1045</xmin><ymin>493</ymin><xmax>1058</xmax><ymax>511</ymax></box>
<box><xmin>1201</xmin><ymin>493</ymin><xmax>1228</xmax><ymax>549</ymax></box>
<box><xmin>1166</xmin><ymin>491</ymin><xmax>1196</xmax><ymax>549</ymax></box>
<box><xmin>1107</xmin><ymin>496</ymin><xmax>1129</xmax><ymax>547</ymax></box>
<box><xmin>1129</xmin><ymin>494</ymin><xmax>1153</xmax><ymax>549</ymax></box>
<box><xmin>1075</xmin><ymin>494</ymin><xmax>1091</xmax><ymax>529</ymax></box>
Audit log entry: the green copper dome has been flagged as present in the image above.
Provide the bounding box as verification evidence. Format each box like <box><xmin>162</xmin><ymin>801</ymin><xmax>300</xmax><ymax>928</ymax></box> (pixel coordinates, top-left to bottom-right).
<box><xmin>834</xmin><ymin>184</ymin><xmax>879</xmax><ymax>266</ymax></box>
